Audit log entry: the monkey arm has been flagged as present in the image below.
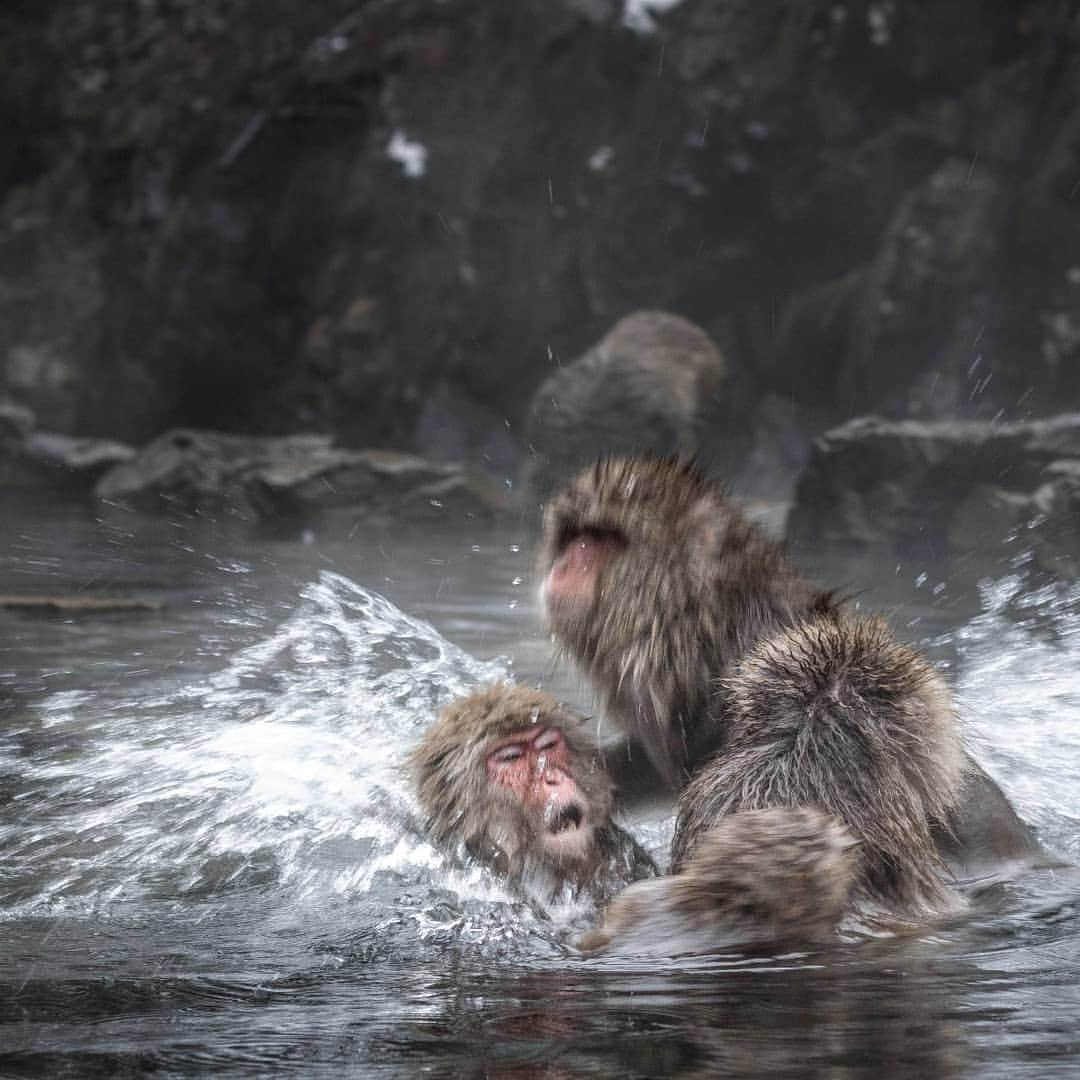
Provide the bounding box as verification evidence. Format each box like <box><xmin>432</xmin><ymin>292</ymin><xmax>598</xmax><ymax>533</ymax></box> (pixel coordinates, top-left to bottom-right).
<box><xmin>934</xmin><ymin>754</ymin><xmax>1064</xmax><ymax>881</ymax></box>
<box><xmin>578</xmin><ymin>807</ymin><xmax>857</xmax><ymax>956</ymax></box>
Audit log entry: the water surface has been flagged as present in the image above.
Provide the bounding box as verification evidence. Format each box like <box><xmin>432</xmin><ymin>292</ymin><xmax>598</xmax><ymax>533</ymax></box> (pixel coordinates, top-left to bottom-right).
<box><xmin>2</xmin><ymin>496</ymin><xmax>1079</xmax><ymax>1077</ymax></box>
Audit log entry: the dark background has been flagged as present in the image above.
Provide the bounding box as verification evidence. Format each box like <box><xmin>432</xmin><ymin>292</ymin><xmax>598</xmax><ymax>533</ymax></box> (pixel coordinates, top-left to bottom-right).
<box><xmin>2</xmin><ymin>0</ymin><xmax>1079</xmax><ymax>494</ymax></box>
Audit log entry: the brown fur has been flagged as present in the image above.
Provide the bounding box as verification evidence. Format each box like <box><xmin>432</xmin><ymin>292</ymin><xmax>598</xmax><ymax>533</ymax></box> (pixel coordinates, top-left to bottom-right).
<box><xmin>410</xmin><ymin>683</ymin><xmax>656</xmax><ymax>903</ymax></box>
<box><xmin>580</xmin><ymin>808</ymin><xmax>858</xmax><ymax>954</ymax></box>
<box><xmin>672</xmin><ymin>616</ymin><xmax>965</xmax><ymax>914</ymax></box>
<box><xmin>541</xmin><ymin>455</ymin><xmax>968</xmax><ymax>928</ymax></box>
<box><xmin>539</xmin><ymin>455</ymin><xmax>836</xmax><ymax>787</ymax></box>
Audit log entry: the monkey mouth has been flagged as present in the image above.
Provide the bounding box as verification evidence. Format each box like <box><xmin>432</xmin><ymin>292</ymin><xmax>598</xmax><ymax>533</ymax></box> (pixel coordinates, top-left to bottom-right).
<box><xmin>547</xmin><ymin>803</ymin><xmax>585</xmax><ymax>835</ymax></box>
<box><xmin>541</xmin><ymin>800</ymin><xmax>594</xmax><ymax>862</ymax></box>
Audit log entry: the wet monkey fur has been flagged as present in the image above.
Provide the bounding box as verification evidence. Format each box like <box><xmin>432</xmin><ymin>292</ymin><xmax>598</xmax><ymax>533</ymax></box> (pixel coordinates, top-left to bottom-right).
<box><xmin>672</xmin><ymin>615</ymin><xmax>965</xmax><ymax>918</ymax></box>
<box><xmin>413</xmin><ymin>684</ymin><xmax>865</xmax><ymax>950</ymax></box>
<box><xmin>583</xmin><ymin>617</ymin><xmax>968</xmax><ymax>951</ymax></box>
<box><xmin>539</xmin><ymin>455</ymin><xmax>1052</xmax><ymax>930</ymax></box>
<box><xmin>539</xmin><ymin>455</ymin><xmax>839</xmax><ymax>788</ymax></box>
<box><xmin>580</xmin><ymin>807</ymin><xmax>859</xmax><ymax>955</ymax></box>
<box><xmin>410</xmin><ymin>683</ymin><xmax>656</xmax><ymax>905</ymax></box>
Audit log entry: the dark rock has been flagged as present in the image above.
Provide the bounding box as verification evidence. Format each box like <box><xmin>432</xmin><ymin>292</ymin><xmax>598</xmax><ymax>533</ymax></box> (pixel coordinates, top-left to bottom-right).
<box><xmin>22</xmin><ymin>431</ymin><xmax>135</xmax><ymax>481</ymax></box>
<box><xmin>412</xmin><ymin>381</ymin><xmax>519</xmax><ymax>481</ymax></box>
<box><xmin>521</xmin><ymin>310</ymin><xmax>744</xmax><ymax>501</ymax></box>
<box><xmin>0</xmin><ymin>399</ymin><xmax>35</xmax><ymax>441</ymax></box>
<box><xmin>844</xmin><ymin>158</ymin><xmax>1003</xmax><ymax>420</ymax></box>
<box><xmin>0</xmin><ymin>399</ymin><xmax>134</xmax><ymax>489</ymax></box>
<box><xmin>95</xmin><ymin>428</ymin><xmax>506</xmax><ymax>523</ymax></box>
<box><xmin>1031</xmin><ymin>460</ymin><xmax>1080</xmax><ymax>577</ymax></box>
<box><xmin>787</xmin><ymin>414</ymin><xmax>1080</xmax><ymax>560</ymax></box>
<box><xmin>947</xmin><ymin>484</ymin><xmax>1041</xmax><ymax>552</ymax></box>
<box><xmin>95</xmin><ymin>430</ymin><xmax>332</xmax><ymax>517</ymax></box>
<box><xmin>1</xmin><ymin>1</ymin><xmax>1078</xmax><ymax>486</ymax></box>
<box><xmin>948</xmin><ymin>458</ymin><xmax>1080</xmax><ymax>576</ymax></box>
<box><xmin>774</xmin><ymin>266</ymin><xmax>868</xmax><ymax>408</ymax></box>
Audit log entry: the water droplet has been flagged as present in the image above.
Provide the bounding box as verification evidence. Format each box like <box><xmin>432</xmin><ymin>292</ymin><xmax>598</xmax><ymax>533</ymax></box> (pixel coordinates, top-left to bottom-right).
<box><xmin>588</xmin><ymin>145</ymin><xmax>614</xmax><ymax>172</ymax></box>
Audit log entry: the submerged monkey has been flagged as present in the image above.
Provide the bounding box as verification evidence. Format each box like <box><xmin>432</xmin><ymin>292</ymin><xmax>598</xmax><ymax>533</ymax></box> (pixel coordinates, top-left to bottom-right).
<box><xmin>538</xmin><ymin>455</ymin><xmax>1052</xmax><ymax>889</ymax></box>
<box><xmin>579</xmin><ymin>806</ymin><xmax>859</xmax><ymax>954</ymax></box>
<box><xmin>410</xmin><ymin>682</ymin><xmax>657</xmax><ymax>907</ymax></box>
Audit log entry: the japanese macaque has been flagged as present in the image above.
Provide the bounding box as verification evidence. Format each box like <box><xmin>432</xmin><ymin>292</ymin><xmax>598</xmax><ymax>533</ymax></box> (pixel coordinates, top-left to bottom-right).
<box><xmin>582</xmin><ymin>618</ymin><xmax>968</xmax><ymax>952</ymax></box>
<box><xmin>539</xmin><ymin>455</ymin><xmax>837</xmax><ymax>789</ymax></box>
<box><xmin>521</xmin><ymin>310</ymin><xmax>740</xmax><ymax>504</ymax></box>
<box><xmin>539</xmin><ymin>455</ymin><xmax>1052</xmax><ymax>900</ymax></box>
<box><xmin>410</xmin><ymin>683</ymin><xmax>657</xmax><ymax>905</ymax></box>
<box><xmin>672</xmin><ymin>616</ymin><xmax>965</xmax><ymax>919</ymax></box>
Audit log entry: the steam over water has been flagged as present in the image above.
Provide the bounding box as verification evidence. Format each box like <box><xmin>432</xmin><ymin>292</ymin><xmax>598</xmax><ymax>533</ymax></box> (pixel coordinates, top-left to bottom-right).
<box><xmin>1</xmin><ymin>499</ymin><xmax>1079</xmax><ymax>1077</ymax></box>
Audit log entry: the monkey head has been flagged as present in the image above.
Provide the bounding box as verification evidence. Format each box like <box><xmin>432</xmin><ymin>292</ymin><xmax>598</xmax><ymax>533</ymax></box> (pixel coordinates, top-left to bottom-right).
<box><xmin>538</xmin><ymin>456</ymin><xmax>813</xmax><ymax>785</ymax></box>
<box><xmin>411</xmin><ymin>683</ymin><xmax>618</xmax><ymax>891</ymax></box>
<box><xmin>539</xmin><ymin>456</ymin><xmax>716</xmax><ymax>642</ymax></box>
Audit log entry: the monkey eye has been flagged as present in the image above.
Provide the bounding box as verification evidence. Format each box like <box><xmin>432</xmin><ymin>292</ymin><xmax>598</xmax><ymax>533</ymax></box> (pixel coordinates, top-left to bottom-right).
<box><xmin>556</xmin><ymin>523</ymin><xmax>580</xmax><ymax>552</ymax></box>
<box><xmin>557</xmin><ymin>526</ymin><xmax>627</xmax><ymax>556</ymax></box>
<box><xmin>533</xmin><ymin>729</ymin><xmax>563</xmax><ymax>753</ymax></box>
<box><xmin>490</xmin><ymin>744</ymin><xmax>525</xmax><ymax>766</ymax></box>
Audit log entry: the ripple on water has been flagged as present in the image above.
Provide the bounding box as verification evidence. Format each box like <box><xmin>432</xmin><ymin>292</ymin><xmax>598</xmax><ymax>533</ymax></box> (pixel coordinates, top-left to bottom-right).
<box><xmin>0</xmin><ymin>572</ymin><xmax>511</xmax><ymax>919</ymax></box>
<box><xmin>3</xmin><ymin>558</ymin><xmax>1080</xmax><ymax>1078</ymax></box>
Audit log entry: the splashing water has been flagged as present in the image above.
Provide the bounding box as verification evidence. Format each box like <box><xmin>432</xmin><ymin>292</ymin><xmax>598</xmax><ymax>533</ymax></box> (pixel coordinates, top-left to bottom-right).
<box><xmin>948</xmin><ymin>575</ymin><xmax>1080</xmax><ymax>862</ymax></box>
<box><xmin>3</xmin><ymin>514</ymin><xmax>1080</xmax><ymax>1075</ymax></box>
<box><xmin>0</xmin><ymin>572</ymin><xmax>508</xmax><ymax>917</ymax></box>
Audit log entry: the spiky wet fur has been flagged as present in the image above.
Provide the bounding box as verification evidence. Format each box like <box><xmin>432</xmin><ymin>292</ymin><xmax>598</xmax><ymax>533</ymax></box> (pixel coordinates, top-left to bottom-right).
<box><xmin>673</xmin><ymin>616</ymin><xmax>965</xmax><ymax>914</ymax></box>
<box><xmin>540</xmin><ymin>456</ymin><xmax>836</xmax><ymax>786</ymax></box>
<box><xmin>410</xmin><ymin>682</ymin><xmax>656</xmax><ymax>904</ymax></box>
<box><xmin>542</xmin><ymin>455</ymin><xmax>967</xmax><ymax>923</ymax></box>
<box><xmin>579</xmin><ymin>807</ymin><xmax>858</xmax><ymax>954</ymax></box>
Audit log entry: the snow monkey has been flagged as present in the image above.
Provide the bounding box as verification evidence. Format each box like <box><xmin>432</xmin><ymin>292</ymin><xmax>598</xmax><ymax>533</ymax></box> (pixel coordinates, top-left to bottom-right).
<box><xmin>584</xmin><ymin>616</ymin><xmax>970</xmax><ymax>951</ymax></box>
<box><xmin>414</xmin><ymin>684</ymin><xmax>862</xmax><ymax>950</ymax></box>
<box><xmin>410</xmin><ymin>683</ymin><xmax>656</xmax><ymax>905</ymax></box>
<box><xmin>539</xmin><ymin>456</ymin><xmax>1051</xmax><ymax>902</ymax></box>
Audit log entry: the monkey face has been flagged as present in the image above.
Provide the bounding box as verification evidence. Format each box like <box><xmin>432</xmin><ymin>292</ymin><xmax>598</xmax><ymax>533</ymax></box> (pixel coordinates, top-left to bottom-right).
<box><xmin>485</xmin><ymin>726</ymin><xmax>597</xmax><ymax>864</ymax></box>
<box><xmin>541</xmin><ymin>529</ymin><xmax>626</xmax><ymax>628</ymax></box>
<box><xmin>411</xmin><ymin>684</ymin><xmax>617</xmax><ymax>888</ymax></box>
<box><xmin>538</xmin><ymin>457</ymin><xmax>721</xmax><ymax>664</ymax></box>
